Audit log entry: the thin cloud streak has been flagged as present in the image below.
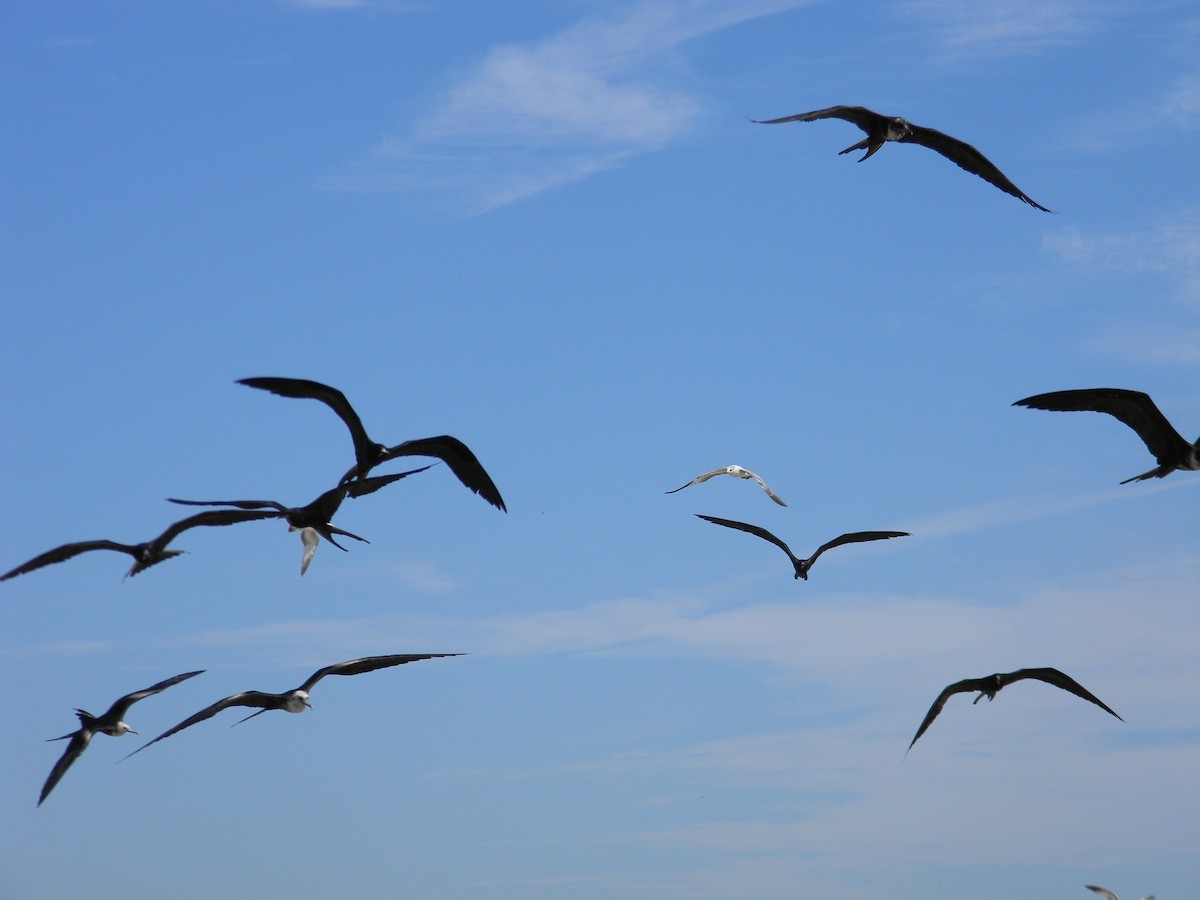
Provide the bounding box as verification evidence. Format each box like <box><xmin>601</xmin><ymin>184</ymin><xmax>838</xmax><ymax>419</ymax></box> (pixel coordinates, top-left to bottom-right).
<box><xmin>323</xmin><ymin>0</ymin><xmax>818</xmax><ymax>213</ymax></box>
<box><xmin>897</xmin><ymin>0</ymin><xmax>1118</xmax><ymax>57</ymax></box>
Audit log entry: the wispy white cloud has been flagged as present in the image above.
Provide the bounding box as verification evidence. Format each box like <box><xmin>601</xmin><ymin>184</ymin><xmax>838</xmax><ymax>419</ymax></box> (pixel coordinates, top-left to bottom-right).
<box><xmin>1057</xmin><ymin>61</ymin><xmax>1200</xmax><ymax>151</ymax></box>
<box><xmin>386</xmin><ymin>559</ymin><xmax>461</xmax><ymax>592</ymax></box>
<box><xmin>323</xmin><ymin>0</ymin><xmax>817</xmax><ymax>213</ymax></box>
<box><xmin>1042</xmin><ymin>206</ymin><xmax>1200</xmax><ymax>307</ymax></box>
<box><xmin>897</xmin><ymin>0</ymin><xmax>1118</xmax><ymax>57</ymax></box>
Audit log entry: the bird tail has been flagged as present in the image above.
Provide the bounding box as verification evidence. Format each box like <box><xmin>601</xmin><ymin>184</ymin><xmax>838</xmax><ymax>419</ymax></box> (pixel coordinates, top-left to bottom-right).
<box><xmin>1120</xmin><ymin>465</ymin><xmax>1169</xmax><ymax>484</ymax></box>
<box><xmin>839</xmin><ymin>137</ymin><xmax>882</xmax><ymax>161</ymax></box>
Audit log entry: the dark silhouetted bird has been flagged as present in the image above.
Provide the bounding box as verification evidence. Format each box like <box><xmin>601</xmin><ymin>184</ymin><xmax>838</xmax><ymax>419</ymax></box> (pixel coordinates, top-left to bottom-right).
<box><xmin>1085</xmin><ymin>885</ymin><xmax>1155</xmax><ymax>900</ymax></box>
<box><xmin>124</xmin><ymin>654</ymin><xmax>462</xmax><ymax>758</ymax></box>
<box><xmin>237</xmin><ymin>377</ymin><xmax>505</xmax><ymax>511</ymax></box>
<box><xmin>1014</xmin><ymin>387</ymin><xmax>1200</xmax><ymax>483</ymax></box>
<box><xmin>754</xmin><ymin>105</ymin><xmax>1050</xmax><ymax>211</ymax></box>
<box><xmin>907</xmin><ymin>667</ymin><xmax>1122</xmax><ymax>752</ymax></box>
<box><xmin>667</xmin><ymin>465</ymin><xmax>787</xmax><ymax>506</ymax></box>
<box><xmin>696</xmin><ymin>515</ymin><xmax>907</xmax><ymax>580</ymax></box>
<box><xmin>39</xmin><ymin>670</ymin><xmax>204</xmax><ymax>805</ymax></box>
<box><xmin>167</xmin><ymin>467</ymin><xmax>431</xmax><ymax>575</ymax></box>
<box><xmin>1</xmin><ymin>509</ymin><xmax>278</xmax><ymax>581</ymax></box>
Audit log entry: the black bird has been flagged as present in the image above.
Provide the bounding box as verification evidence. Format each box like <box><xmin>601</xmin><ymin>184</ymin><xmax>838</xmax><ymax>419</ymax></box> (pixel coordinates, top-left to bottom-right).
<box><xmin>907</xmin><ymin>667</ymin><xmax>1123</xmax><ymax>752</ymax></box>
<box><xmin>167</xmin><ymin>467</ymin><xmax>432</xmax><ymax>575</ymax></box>
<box><xmin>1014</xmin><ymin>388</ymin><xmax>1200</xmax><ymax>483</ymax></box>
<box><xmin>124</xmin><ymin>653</ymin><xmax>463</xmax><ymax>758</ymax></box>
<box><xmin>696</xmin><ymin>515</ymin><xmax>908</xmax><ymax>580</ymax></box>
<box><xmin>237</xmin><ymin>377</ymin><xmax>506</xmax><ymax>511</ymax></box>
<box><xmin>1</xmin><ymin>509</ymin><xmax>279</xmax><ymax>581</ymax></box>
<box><xmin>1085</xmin><ymin>885</ymin><xmax>1155</xmax><ymax>900</ymax></box>
<box><xmin>753</xmin><ymin>105</ymin><xmax>1050</xmax><ymax>211</ymax></box>
<box><xmin>39</xmin><ymin>670</ymin><xmax>204</xmax><ymax>806</ymax></box>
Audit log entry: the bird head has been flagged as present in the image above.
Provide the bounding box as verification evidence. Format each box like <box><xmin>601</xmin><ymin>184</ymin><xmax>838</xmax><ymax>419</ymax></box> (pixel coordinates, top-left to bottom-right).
<box><xmin>886</xmin><ymin>117</ymin><xmax>911</xmax><ymax>140</ymax></box>
<box><xmin>285</xmin><ymin>690</ymin><xmax>312</xmax><ymax>713</ymax></box>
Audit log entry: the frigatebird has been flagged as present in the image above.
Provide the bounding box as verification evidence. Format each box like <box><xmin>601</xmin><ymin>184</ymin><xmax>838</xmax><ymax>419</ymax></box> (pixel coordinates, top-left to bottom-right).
<box><xmin>237</xmin><ymin>377</ymin><xmax>506</xmax><ymax>511</ymax></box>
<box><xmin>907</xmin><ymin>667</ymin><xmax>1123</xmax><ymax>752</ymax></box>
<box><xmin>1014</xmin><ymin>388</ymin><xmax>1200</xmax><ymax>483</ymax></box>
<box><xmin>124</xmin><ymin>653</ymin><xmax>462</xmax><ymax>758</ymax></box>
<box><xmin>667</xmin><ymin>465</ymin><xmax>787</xmax><ymax>506</ymax></box>
<box><xmin>753</xmin><ymin>105</ymin><xmax>1050</xmax><ymax>211</ymax></box>
<box><xmin>695</xmin><ymin>515</ymin><xmax>907</xmax><ymax>580</ymax></box>
<box><xmin>166</xmin><ymin>467</ymin><xmax>432</xmax><ymax>575</ymax></box>
<box><xmin>1</xmin><ymin>509</ymin><xmax>279</xmax><ymax>581</ymax></box>
<box><xmin>39</xmin><ymin>670</ymin><xmax>204</xmax><ymax>806</ymax></box>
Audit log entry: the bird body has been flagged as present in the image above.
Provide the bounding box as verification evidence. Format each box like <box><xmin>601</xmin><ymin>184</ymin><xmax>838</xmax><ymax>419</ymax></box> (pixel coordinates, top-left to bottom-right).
<box><xmin>39</xmin><ymin>670</ymin><xmax>204</xmax><ymax>805</ymax></box>
<box><xmin>167</xmin><ymin>468</ymin><xmax>431</xmax><ymax>575</ymax></box>
<box><xmin>2</xmin><ymin>509</ymin><xmax>278</xmax><ymax>581</ymax></box>
<box><xmin>667</xmin><ymin>465</ymin><xmax>787</xmax><ymax>506</ymax></box>
<box><xmin>1015</xmin><ymin>388</ymin><xmax>1200</xmax><ymax>483</ymax></box>
<box><xmin>754</xmin><ymin>104</ymin><xmax>1050</xmax><ymax>211</ymax></box>
<box><xmin>237</xmin><ymin>377</ymin><xmax>506</xmax><ymax>511</ymax></box>
<box><xmin>907</xmin><ymin>667</ymin><xmax>1122</xmax><ymax>752</ymax></box>
<box><xmin>124</xmin><ymin>653</ymin><xmax>463</xmax><ymax>758</ymax></box>
<box><xmin>695</xmin><ymin>514</ymin><xmax>907</xmax><ymax>580</ymax></box>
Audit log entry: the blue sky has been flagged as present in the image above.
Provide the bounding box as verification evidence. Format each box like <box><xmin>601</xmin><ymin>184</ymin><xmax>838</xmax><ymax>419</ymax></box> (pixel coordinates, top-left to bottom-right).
<box><xmin>2</xmin><ymin>1</ymin><xmax>1198</xmax><ymax>897</ymax></box>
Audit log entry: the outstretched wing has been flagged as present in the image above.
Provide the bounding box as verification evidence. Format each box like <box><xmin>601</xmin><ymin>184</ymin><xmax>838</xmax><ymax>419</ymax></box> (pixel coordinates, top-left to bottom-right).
<box><xmin>345</xmin><ymin>465</ymin><xmax>435</xmax><ymax>499</ymax></box>
<box><xmin>1085</xmin><ymin>886</ymin><xmax>1119</xmax><ymax>900</ymax></box>
<box><xmin>238</xmin><ymin>377</ymin><xmax>378</xmax><ymax>470</ymax></box>
<box><xmin>300</xmin><ymin>653</ymin><xmax>464</xmax><ymax>693</ymax></box>
<box><xmin>1014</xmin><ymin>388</ymin><xmax>1193</xmax><ymax>467</ymax></box>
<box><xmin>900</xmin><ymin>124</ymin><xmax>1050</xmax><ymax>211</ymax></box>
<box><xmin>371</xmin><ymin>436</ymin><xmax>505</xmax><ymax>512</ymax></box>
<box><xmin>753</xmin><ymin>105</ymin><xmax>884</xmax><ymax>132</ymax></box>
<box><xmin>694</xmin><ymin>515</ymin><xmax>800</xmax><ymax>568</ymax></box>
<box><xmin>808</xmin><ymin>531</ymin><xmax>909</xmax><ymax>567</ymax></box>
<box><xmin>38</xmin><ymin>729</ymin><xmax>94</xmax><ymax>806</ymax></box>
<box><xmin>746</xmin><ymin>471</ymin><xmax>788</xmax><ymax>506</ymax></box>
<box><xmin>907</xmin><ymin>677</ymin><xmax>990</xmax><ymax>751</ymax></box>
<box><xmin>153</xmin><ymin>509</ymin><xmax>281</xmax><ymax>546</ymax></box>
<box><xmin>1000</xmin><ymin>668</ymin><xmax>1122</xmax><ymax>721</ymax></box>
<box><xmin>665</xmin><ymin>468</ymin><xmax>729</xmax><ymax>494</ymax></box>
<box><xmin>168</xmin><ymin>497</ymin><xmax>288</xmax><ymax>512</ymax></box>
<box><xmin>123</xmin><ymin>692</ymin><xmax>282</xmax><ymax>759</ymax></box>
<box><xmin>2</xmin><ymin>540</ymin><xmax>135</xmax><ymax>581</ymax></box>
<box><xmin>102</xmin><ymin>670</ymin><xmax>206</xmax><ymax>722</ymax></box>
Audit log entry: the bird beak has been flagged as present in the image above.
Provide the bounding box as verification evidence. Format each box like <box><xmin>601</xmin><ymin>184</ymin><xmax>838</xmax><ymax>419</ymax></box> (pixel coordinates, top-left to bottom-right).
<box><xmin>304</xmin><ymin>699</ymin><xmax>313</xmax><ymax>709</ymax></box>
<box><xmin>128</xmin><ymin>729</ymin><xmax>139</xmax><ymax>735</ymax></box>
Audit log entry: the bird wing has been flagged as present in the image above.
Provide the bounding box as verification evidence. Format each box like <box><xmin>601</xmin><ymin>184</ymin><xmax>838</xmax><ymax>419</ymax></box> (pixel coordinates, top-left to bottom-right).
<box><xmin>238</xmin><ymin>377</ymin><xmax>378</xmax><ymax>470</ymax></box>
<box><xmin>753</xmin><ymin>105</ymin><xmax>883</xmax><ymax>132</ymax></box>
<box><xmin>372</xmin><ymin>436</ymin><xmax>506</xmax><ymax>512</ymax></box>
<box><xmin>1000</xmin><ymin>668</ymin><xmax>1122</xmax><ymax>721</ymax></box>
<box><xmin>899</xmin><ymin>123</ymin><xmax>1050</xmax><ymax>211</ymax></box>
<box><xmin>1014</xmin><ymin>388</ymin><xmax>1194</xmax><ymax>466</ymax></box>
<box><xmin>300</xmin><ymin>653</ymin><xmax>464</xmax><ymax>693</ymax></box>
<box><xmin>102</xmin><ymin>670</ymin><xmax>206</xmax><ymax>722</ymax></box>
<box><xmin>167</xmin><ymin>497</ymin><xmax>288</xmax><ymax>512</ymax></box>
<box><xmin>38</xmin><ymin>729</ymin><xmax>93</xmax><ymax>806</ymax></box>
<box><xmin>694</xmin><ymin>515</ymin><xmax>801</xmax><ymax>568</ymax></box>
<box><xmin>907</xmin><ymin>677</ymin><xmax>990</xmax><ymax>751</ymax></box>
<box><xmin>808</xmin><ymin>531</ymin><xmax>909</xmax><ymax>567</ymax></box>
<box><xmin>345</xmin><ymin>465</ymin><xmax>435</xmax><ymax>499</ymax></box>
<box><xmin>153</xmin><ymin>509</ymin><xmax>281</xmax><ymax>547</ymax></box>
<box><xmin>1085</xmin><ymin>886</ymin><xmax>1119</xmax><ymax>900</ymax></box>
<box><xmin>299</xmin><ymin>527</ymin><xmax>320</xmax><ymax>576</ymax></box>
<box><xmin>665</xmin><ymin>468</ymin><xmax>729</xmax><ymax>493</ymax></box>
<box><xmin>747</xmin><ymin>471</ymin><xmax>788</xmax><ymax>506</ymax></box>
<box><xmin>122</xmin><ymin>692</ymin><xmax>282</xmax><ymax>759</ymax></box>
<box><xmin>1</xmin><ymin>540</ymin><xmax>136</xmax><ymax>581</ymax></box>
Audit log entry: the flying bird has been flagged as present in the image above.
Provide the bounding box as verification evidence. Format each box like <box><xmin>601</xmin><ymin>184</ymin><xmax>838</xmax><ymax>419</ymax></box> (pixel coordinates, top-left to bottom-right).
<box><xmin>907</xmin><ymin>667</ymin><xmax>1123</xmax><ymax>752</ymax></box>
<box><xmin>167</xmin><ymin>467</ymin><xmax>431</xmax><ymax>575</ymax></box>
<box><xmin>124</xmin><ymin>653</ymin><xmax>463</xmax><ymax>758</ymax></box>
<box><xmin>1085</xmin><ymin>886</ymin><xmax>1155</xmax><ymax>900</ymax></box>
<box><xmin>1</xmin><ymin>509</ymin><xmax>279</xmax><ymax>581</ymax></box>
<box><xmin>695</xmin><ymin>514</ymin><xmax>907</xmax><ymax>580</ymax></box>
<box><xmin>39</xmin><ymin>670</ymin><xmax>204</xmax><ymax>806</ymax></box>
<box><xmin>237</xmin><ymin>377</ymin><xmax>506</xmax><ymax>511</ymax></box>
<box><xmin>1014</xmin><ymin>388</ymin><xmax>1200</xmax><ymax>483</ymax></box>
<box><xmin>667</xmin><ymin>465</ymin><xmax>787</xmax><ymax>506</ymax></box>
<box><xmin>753</xmin><ymin>105</ymin><xmax>1050</xmax><ymax>211</ymax></box>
